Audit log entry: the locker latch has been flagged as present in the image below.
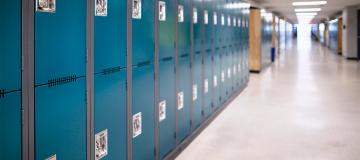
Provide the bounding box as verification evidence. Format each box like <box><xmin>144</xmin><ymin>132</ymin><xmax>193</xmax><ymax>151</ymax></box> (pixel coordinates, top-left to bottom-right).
<box><xmin>0</xmin><ymin>89</ymin><xmax>4</xmax><ymax>99</ymax></box>
<box><xmin>47</xmin><ymin>75</ymin><xmax>77</xmax><ymax>87</ymax></box>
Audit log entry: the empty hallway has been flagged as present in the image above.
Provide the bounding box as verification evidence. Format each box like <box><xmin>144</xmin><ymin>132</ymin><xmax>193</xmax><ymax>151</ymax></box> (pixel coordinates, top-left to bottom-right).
<box><xmin>177</xmin><ymin>36</ymin><xmax>360</xmax><ymax>160</ymax></box>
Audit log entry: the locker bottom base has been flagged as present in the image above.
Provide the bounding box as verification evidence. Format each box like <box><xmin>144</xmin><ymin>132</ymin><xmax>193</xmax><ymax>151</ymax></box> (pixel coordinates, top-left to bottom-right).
<box><xmin>163</xmin><ymin>82</ymin><xmax>248</xmax><ymax>160</ymax></box>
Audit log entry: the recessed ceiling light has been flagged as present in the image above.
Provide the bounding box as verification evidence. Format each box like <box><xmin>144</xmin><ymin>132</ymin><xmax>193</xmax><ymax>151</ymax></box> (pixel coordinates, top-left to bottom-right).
<box><xmin>296</xmin><ymin>12</ymin><xmax>318</xmax><ymax>16</ymax></box>
<box><xmin>292</xmin><ymin>1</ymin><xmax>327</xmax><ymax>6</ymax></box>
<box><xmin>295</xmin><ymin>8</ymin><xmax>321</xmax><ymax>12</ymax></box>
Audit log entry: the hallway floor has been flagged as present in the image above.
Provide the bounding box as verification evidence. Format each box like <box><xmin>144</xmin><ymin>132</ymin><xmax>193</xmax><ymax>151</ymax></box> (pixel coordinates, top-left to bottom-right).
<box><xmin>176</xmin><ymin>38</ymin><xmax>360</xmax><ymax>160</ymax></box>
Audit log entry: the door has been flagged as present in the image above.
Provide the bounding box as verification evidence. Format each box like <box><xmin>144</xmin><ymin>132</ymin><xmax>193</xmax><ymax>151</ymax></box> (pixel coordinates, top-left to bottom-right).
<box><xmin>94</xmin><ymin>0</ymin><xmax>128</xmax><ymax>159</ymax></box>
<box><xmin>158</xmin><ymin>0</ymin><xmax>177</xmax><ymax>158</ymax></box>
<box><xmin>34</xmin><ymin>0</ymin><xmax>87</xmax><ymax>159</ymax></box>
<box><xmin>0</xmin><ymin>1</ymin><xmax>22</xmax><ymax>159</ymax></box>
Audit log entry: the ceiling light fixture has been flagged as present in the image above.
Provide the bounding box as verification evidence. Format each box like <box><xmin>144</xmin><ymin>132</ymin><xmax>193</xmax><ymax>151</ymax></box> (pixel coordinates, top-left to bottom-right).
<box><xmin>296</xmin><ymin>12</ymin><xmax>318</xmax><ymax>16</ymax></box>
<box><xmin>292</xmin><ymin>1</ymin><xmax>327</xmax><ymax>6</ymax></box>
<box><xmin>295</xmin><ymin>8</ymin><xmax>321</xmax><ymax>12</ymax></box>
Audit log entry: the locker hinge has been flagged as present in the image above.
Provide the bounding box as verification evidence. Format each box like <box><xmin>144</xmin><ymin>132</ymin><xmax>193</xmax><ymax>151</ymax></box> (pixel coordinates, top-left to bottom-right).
<box><xmin>0</xmin><ymin>89</ymin><xmax>4</xmax><ymax>99</ymax></box>
<box><xmin>47</xmin><ymin>75</ymin><xmax>77</xmax><ymax>87</ymax></box>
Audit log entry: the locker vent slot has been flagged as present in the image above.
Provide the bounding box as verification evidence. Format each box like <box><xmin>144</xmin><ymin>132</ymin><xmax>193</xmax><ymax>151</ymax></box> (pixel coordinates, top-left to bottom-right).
<box><xmin>180</xmin><ymin>53</ymin><xmax>189</xmax><ymax>58</ymax></box>
<box><xmin>222</xmin><ymin>46</ymin><xmax>226</xmax><ymax>49</ymax></box>
<box><xmin>0</xmin><ymin>89</ymin><xmax>4</xmax><ymax>98</ymax></box>
<box><xmin>194</xmin><ymin>51</ymin><xmax>201</xmax><ymax>55</ymax></box>
<box><xmin>161</xmin><ymin>56</ymin><xmax>173</xmax><ymax>62</ymax></box>
<box><xmin>101</xmin><ymin>66</ymin><xmax>125</xmax><ymax>75</ymax></box>
<box><xmin>205</xmin><ymin>49</ymin><xmax>212</xmax><ymax>53</ymax></box>
<box><xmin>215</xmin><ymin>47</ymin><xmax>220</xmax><ymax>51</ymax></box>
<box><xmin>136</xmin><ymin>61</ymin><xmax>151</xmax><ymax>67</ymax></box>
<box><xmin>47</xmin><ymin>75</ymin><xmax>77</xmax><ymax>87</ymax></box>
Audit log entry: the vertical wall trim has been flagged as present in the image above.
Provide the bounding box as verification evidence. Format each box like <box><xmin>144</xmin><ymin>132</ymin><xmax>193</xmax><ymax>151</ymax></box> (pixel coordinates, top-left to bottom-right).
<box><xmin>189</xmin><ymin>0</ymin><xmax>194</xmax><ymax>132</ymax></box>
<box><xmin>126</xmin><ymin>0</ymin><xmax>133</xmax><ymax>159</ymax></box>
<box><xmin>86</xmin><ymin>0</ymin><xmax>95</xmax><ymax>159</ymax></box>
<box><xmin>154</xmin><ymin>0</ymin><xmax>160</xmax><ymax>159</ymax></box>
<box><xmin>174</xmin><ymin>0</ymin><xmax>180</xmax><ymax>146</ymax></box>
<box><xmin>22</xmin><ymin>0</ymin><xmax>35</xmax><ymax>159</ymax></box>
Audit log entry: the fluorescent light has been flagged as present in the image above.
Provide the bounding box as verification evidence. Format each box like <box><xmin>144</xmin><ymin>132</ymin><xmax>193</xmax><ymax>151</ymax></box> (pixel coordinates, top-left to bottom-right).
<box><xmin>296</xmin><ymin>12</ymin><xmax>318</xmax><ymax>16</ymax></box>
<box><xmin>292</xmin><ymin>1</ymin><xmax>327</xmax><ymax>6</ymax></box>
<box><xmin>295</xmin><ymin>8</ymin><xmax>321</xmax><ymax>12</ymax></box>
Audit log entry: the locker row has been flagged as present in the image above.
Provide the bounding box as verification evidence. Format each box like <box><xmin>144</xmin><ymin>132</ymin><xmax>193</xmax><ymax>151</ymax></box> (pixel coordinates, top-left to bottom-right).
<box><xmin>0</xmin><ymin>0</ymin><xmax>250</xmax><ymax>159</ymax></box>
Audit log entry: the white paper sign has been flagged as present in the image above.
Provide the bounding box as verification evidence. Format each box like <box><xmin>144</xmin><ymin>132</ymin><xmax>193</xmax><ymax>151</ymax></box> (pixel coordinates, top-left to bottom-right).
<box><xmin>36</xmin><ymin>0</ymin><xmax>56</xmax><ymax>13</ymax></box>
<box><xmin>213</xmin><ymin>75</ymin><xmax>218</xmax><ymax>87</ymax></box>
<box><xmin>221</xmin><ymin>14</ymin><xmax>225</xmax><ymax>26</ymax></box>
<box><xmin>159</xmin><ymin>101</ymin><xmax>166</xmax><ymax>122</ymax></box>
<box><xmin>132</xmin><ymin>0</ymin><xmax>142</xmax><ymax>19</ymax></box>
<box><xmin>177</xmin><ymin>92</ymin><xmax>184</xmax><ymax>110</ymax></box>
<box><xmin>213</xmin><ymin>12</ymin><xmax>217</xmax><ymax>25</ymax></box>
<box><xmin>193</xmin><ymin>84</ymin><xmax>198</xmax><ymax>101</ymax></box>
<box><xmin>204</xmin><ymin>10</ymin><xmax>208</xmax><ymax>24</ymax></box>
<box><xmin>133</xmin><ymin>112</ymin><xmax>142</xmax><ymax>138</ymax></box>
<box><xmin>193</xmin><ymin>8</ymin><xmax>198</xmax><ymax>23</ymax></box>
<box><xmin>233</xmin><ymin>17</ymin><xmax>236</xmax><ymax>27</ymax></box>
<box><xmin>228</xmin><ymin>68</ymin><xmax>231</xmax><ymax>78</ymax></box>
<box><xmin>95</xmin><ymin>129</ymin><xmax>108</xmax><ymax>160</ymax></box>
<box><xmin>221</xmin><ymin>71</ymin><xmax>225</xmax><ymax>82</ymax></box>
<box><xmin>227</xmin><ymin>16</ymin><xmax>231</xmax><ymax>26</ymax></box>
<box><xmin>159</xmin><ymin>1</ymin><xmax>166</xmax><ymax>21</ymax></box>
<box><xmin>178</xmin><ymin>5</ymin><xmax>184</xmax><ymax>22</ymax></box>
<box><xmin>204</xmin><ymin>79</ymin><xmax>209</xmax><ymax>94</ymax></box>
<box><xmin>95</xmin><ymin>0</ymin><xmax>107</xmax><ymax>16</ymax></box>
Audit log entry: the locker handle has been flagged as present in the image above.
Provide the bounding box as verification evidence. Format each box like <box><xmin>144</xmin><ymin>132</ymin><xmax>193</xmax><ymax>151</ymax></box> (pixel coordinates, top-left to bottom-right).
<box><xmin>194</xmin><ymin>51</ymin><xmax>201</xmax><ymax>55</ymax></box>
<box><xmin>205</xmin><ymin>49</ymin><xmax>212</xmax><ymax>53</ymax></box>
<box><xmin>161</xmin><ymin>56</ymin><xmax>173</xmax><ymax>62</ymax></box>
<box><xmin>180</xmin><ymin>53</ymin><xmax>189</xmax><ymax>58</ymax></box>
<box><xmin>215</xmin><ymin>47</ymin><xmax>220</xmax><ymax>50</ymax></box>
<box><xmin>137</xmin><ymin>61</ymin><xmax>151</xmax><ymax>67</ymax></box>
<box><xmin>0</xmin><ymin>89</ymin><xmax>4</xmax><ymax>98</ymax></box>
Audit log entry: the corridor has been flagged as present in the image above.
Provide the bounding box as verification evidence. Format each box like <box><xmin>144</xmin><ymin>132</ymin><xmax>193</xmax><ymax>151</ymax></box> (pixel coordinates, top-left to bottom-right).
<box><xmin>177</xmin><ymin>35</ymin><xmax>360</xmax><ymax>160</ymax></box>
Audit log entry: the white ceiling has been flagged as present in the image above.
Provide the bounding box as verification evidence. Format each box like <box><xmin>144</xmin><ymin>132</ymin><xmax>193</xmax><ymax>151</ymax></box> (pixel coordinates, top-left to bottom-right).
<box><xmin>249</xmin><ymin>0</ymin><xmax>360</xmax><ymax>23</ymax></box>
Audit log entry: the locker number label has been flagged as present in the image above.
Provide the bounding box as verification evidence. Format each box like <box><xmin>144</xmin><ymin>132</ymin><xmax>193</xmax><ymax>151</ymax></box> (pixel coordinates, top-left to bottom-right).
<box><xmin>159</xmin><ymin>1</ymin><xmax>166</xmax><ymax>21</ymax></box>
<box><xmin>213</xmin><ymin>75</ymin><xmax>218</xmax><ymax>87</ymax></box>
<box><xmin>133</xmin><ymin>112</ymin><xmax>142</xmax><ymax>138</ymax></box>
<box><xmin>213</xmin><ymin>12</ymin><xmax>218</xmax><ymax>25</ymax></box>
<box><xmin>204</xmin><ymin>10</ymin><xmax>209</xmax><ymax>24</ymax></box>
<box><xmin>95</xmin><ymin>0</ymin><xmax>108</xmax><ymax>16</ymax></box>
<box><xmin>132</xmin><ymin>0</ymin><xmax>142</xmax><ymax>19</ymax></box>
<box><xmin>193</xmin><ymin>8</ymin><xmax>198</xmax><ymax>24</ymax></box>
<box><xmin>95</xmin><ymin>129</ymin><xmax>108</xmax><ymax>160</ymax></box>
<box><xmin>204</xmin><ymin>79</ymin><xmax>209</xmax><ymax>94</ymax></box>
<box><xmin>192</xmin><ymin>84</ymin><xmax>198</xmax><ymax>101</ymax></box>
<box><xmin>221</xmin><ymin>71</ymin><xmax>225</xmax><ymax>82</ymax></box>
<box><xmin>178</xmin><ymin>5</ymin><xmax>184</xmax><ymax>23</ymax></box>
<box><xmin>159</xmin><ymin>101</ymin><xmax>166</xmax><ymax>122</ymax></box>
<box><xmin>36</xmin><ymin>0</ymin><xmax>56</xmax><ymax>13</ymax></box>
<box><xmin>177</xmin><ymin>92</ymin><xmax>184</xmax><ymax>110</ymax></box>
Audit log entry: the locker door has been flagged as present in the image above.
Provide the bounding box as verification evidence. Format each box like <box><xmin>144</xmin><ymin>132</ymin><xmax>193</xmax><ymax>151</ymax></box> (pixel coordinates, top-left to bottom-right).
<box><xmin>34</xmin><ymin>0</ymin><xmax>87</xmax><ymax>159</ymax></box>
<box><xmin>224</xmin><ymin>14</ymin><xmax>231</xmax><ymax>100</ymax></box>
<box><xmin>94</xmin><ymin>0</ymin><xmax>127</xmax><ymax>159</ymax></box>
<box><xmin>0</xmin><ymin>2</ymin><xmax>22</xmax><ymax>159</ymax></box>
<box><xmin>212</xmin><ymin>1</ymin><xmax>221</xmax><ymax>109</ymax></box>
<box><xmin>203</xmin><ymin>0</ymin><xmax>213</xmax><ymax>117</ymax></box>
<box><xmin>177</xmin><ymin>0</ymin><xmax>192</xmax><ymax>143</ymax></box>
<box><xmin>158</xmin><ymin>0</ymin><xmax>177</xmax><ymax>158</ymax></box>
<box><xmin>131</xmin><ymin>0</ymin><xmax>156</xmax><ymax>159</ymax></box>
<box><xmin>192</xmin><ymin>0</ymin><xmax>204</xmax><ymax>129</ymax></box>
<box><xmin>219</xmin><ymin>7</ymin><xmax>227</xmax><ymax>104</ymax></box>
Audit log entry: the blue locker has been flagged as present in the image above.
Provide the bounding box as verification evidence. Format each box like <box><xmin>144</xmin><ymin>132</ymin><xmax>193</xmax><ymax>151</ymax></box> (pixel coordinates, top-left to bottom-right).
<box><xmin>212</xmin><ymin>0</ymin><xmax>221</xmax><ymax>109</ymax></box>
<box><xmin>177</xmin><ymin>0</ymin><xmax>192</xmax><ymax>143</ymax></box>
<box><xmin>131</xmin><ymin>0</ymin><xmax>156</xmax><ymax>159</ymax></box>
<box><xmin>192</xmin><ymin>0</ymin><xmax>204</xmax><ymax>129</ymax></box>
<box><xmin>0</xmin><ymin>1</ymin><xmax>22</xmax><ymax>159</ymax></box>
<box><xmin>34</xmin><ymin>0</ymin><xmax>87</xmax><ymax>159</ymax></box>
<box><xmin>203</xmin><ymin>0</ymin><xmax>213</xmax><ymax>117</ymax></box>
<box><xmin>158</xmin><ymin>0</ymin><xmax>177</xmax><ymax>158</ymax></box>
<box><xmin>219</xmin><ymin>2</ymin><xmax>227</xmax><ymax>104</ymax></box>
<box><xmin>94</xmin><ymin>0</ymin><xmax>127</xmax><ymax>159</ymax></box>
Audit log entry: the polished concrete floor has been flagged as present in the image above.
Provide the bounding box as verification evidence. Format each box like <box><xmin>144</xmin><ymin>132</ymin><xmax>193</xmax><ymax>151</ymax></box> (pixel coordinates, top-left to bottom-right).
<box><xmin>176</xmin><ymin>36</ymin><xmax>360</xmax><ymax>160</ymax></box>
